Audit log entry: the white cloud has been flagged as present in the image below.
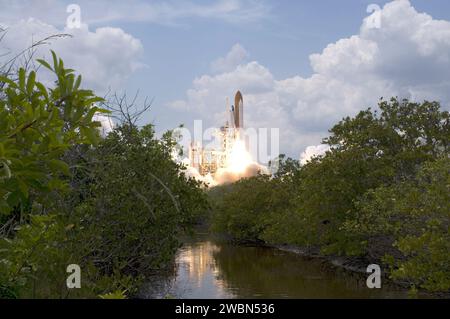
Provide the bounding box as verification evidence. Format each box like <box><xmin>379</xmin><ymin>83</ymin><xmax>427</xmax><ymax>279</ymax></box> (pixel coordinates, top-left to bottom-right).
<box><xmin>300</xmin><ymin>144</ymin><xmax>330</xmax><ymax>166</ymax></box>
<box><xmin>0</xmin><ymin>18</ymin><xmax>144</xmax><ymax>94</ymax></box>
<box><xmin>93</xmin><ymin>113</ymin><xmax>115</xmax><ymax>137</ymax></box>
<box><xmin>169</xmin><ymin>0</ymin><xmax>450</xmax><ymax>159</ymax></box>
<box><xmin>211</xmin><ymin>43</ymin><xmax>249</xmax><ymax>73</ymax></box>
<box><xmin>168</xmin><ymin>99</ymin><xmax>189</xmax><ymax>111</ymax></box>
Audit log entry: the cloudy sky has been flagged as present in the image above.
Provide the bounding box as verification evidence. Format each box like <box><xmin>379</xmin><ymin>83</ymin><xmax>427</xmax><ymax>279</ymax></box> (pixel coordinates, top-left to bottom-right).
<box><xmin>1</xmin><ymin>0</ymin><xmax>450</xmax><ymax>159</ymax></box>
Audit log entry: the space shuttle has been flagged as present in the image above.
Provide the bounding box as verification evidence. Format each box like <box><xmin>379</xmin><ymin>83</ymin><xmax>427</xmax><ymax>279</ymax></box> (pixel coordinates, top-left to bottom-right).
<box><xmin>228</xmin><ymin>91</ymin><xmax>244</xmax><ymax>128</ymax></box>
<box><xmin>190</xmin><ymin>90</ymin><xmax>245</xmax><ymax>176</ymax></box>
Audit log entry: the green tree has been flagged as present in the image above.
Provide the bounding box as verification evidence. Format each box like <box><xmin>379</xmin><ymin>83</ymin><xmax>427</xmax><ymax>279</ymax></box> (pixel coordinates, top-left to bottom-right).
<box><xmin>294</xmin><ymin>98</ymin><xmax>450</xmax><ymax>254</ymax></box>
<box><xmin>71</xmin><ymin>124</ymin><xmax>208</xmax><ymax>275</ymax></box>
<box><xmin>348</xmin><ymin>158</ymin><xmax>450</xmax><ymax>291</ymax></box>
<box><xmin>0</xmin><ymin>53</ymin><xmax>208</xmax><ymax>298</ymax></box>
<box><xmin>0</xmin><ymin>51</ymin><xmax>108</xmax><ymax>298</ymax></box>
<box><xmin>211</xmin><ymin>174</ymin><xmax>292</xmax><ymax>243</ymax></box>
<box><xmin>0</xmin><ymin>51</ymin><xmax>105</xmax><ymax>222</ymax></box>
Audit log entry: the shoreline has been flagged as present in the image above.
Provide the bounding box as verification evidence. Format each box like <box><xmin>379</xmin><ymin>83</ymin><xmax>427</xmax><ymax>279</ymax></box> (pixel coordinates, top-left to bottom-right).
<box><xmin>271</xmin><ymin>243</ymin><xmax>450</xmax><ymax>299</ymax></box>
<box><xmin>273</xmin><ymin>244</ymin><xmax>370</xmax><ymax>274</ymax></box>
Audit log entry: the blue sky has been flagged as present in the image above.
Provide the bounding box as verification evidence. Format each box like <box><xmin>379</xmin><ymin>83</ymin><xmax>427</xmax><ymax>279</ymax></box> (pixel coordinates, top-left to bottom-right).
<box><xmin>118</xmin><ymin>0</ymin><xmax>450</xmax><ymax>95</ymax></box>
<box><xmin>1</xmin><ymin>0</ymin><xmax>450</xmax><ymax>159</ymax></box>
<box><xmin>117</xmin><ymin>0</ymin><xmax>450</xmax><ymax>129</ymax></box>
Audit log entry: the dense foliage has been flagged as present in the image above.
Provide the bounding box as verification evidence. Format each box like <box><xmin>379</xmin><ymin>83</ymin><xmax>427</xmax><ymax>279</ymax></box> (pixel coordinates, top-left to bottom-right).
<box><xmin>210</xmin><ymin>98</ymin><xmax>450</xmax><ymax>293</ymax></box>
<box><xmin>1</xmin><ymin>49</ymin><xmax>448</xmax><ymax>297</ymax></box>
<box><xmin>0</xmin><ymin>54</ymin><xmax>208</xmax><ymax>298</ymax></box>
<box><xmin>210</xmin><ymin>174</ymin><xmax>293</xmax><ymax>243</ymax></box>
<box><xmin>0</xmin><ymin>51</ymin><xmax>104</xmax><ymax>221</ymax></box>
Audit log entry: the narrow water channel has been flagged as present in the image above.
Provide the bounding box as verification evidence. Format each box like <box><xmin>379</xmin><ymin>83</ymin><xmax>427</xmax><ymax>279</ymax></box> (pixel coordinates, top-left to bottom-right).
<box><xmin>140</xmin><ymin>234</ymin><xmax>411</xmax><ymax>299</ymax></box>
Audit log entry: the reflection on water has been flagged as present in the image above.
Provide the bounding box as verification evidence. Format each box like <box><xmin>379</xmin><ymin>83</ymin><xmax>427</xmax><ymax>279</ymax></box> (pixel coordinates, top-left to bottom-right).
<box><xmin>140</xmin><ymin>236</ymin><xmax>410</xmax><ymax>299</ymax></box>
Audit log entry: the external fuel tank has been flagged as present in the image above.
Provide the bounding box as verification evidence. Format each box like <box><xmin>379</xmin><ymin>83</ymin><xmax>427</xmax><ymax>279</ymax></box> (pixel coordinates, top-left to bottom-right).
<box><xmin>234</xmin><ymin>91</ymin><xmax>243</xmax><ymax>128</ymax></box>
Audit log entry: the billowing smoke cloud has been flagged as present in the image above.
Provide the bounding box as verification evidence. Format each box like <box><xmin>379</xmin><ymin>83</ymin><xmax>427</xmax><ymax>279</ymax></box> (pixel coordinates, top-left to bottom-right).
<box><xmin>214</xmin><ymin>161</ymin><xmax>268</xmax><ymax>185</ymax></box>
<box><xmin>182</xmin><ymin>161</ymin><xmax>217</xmax><ymax>186</ymax></box>
<box><xmin>181</xmin><ymin>158</ymin><xmax>268</xmax><ymax>187</ymax></box>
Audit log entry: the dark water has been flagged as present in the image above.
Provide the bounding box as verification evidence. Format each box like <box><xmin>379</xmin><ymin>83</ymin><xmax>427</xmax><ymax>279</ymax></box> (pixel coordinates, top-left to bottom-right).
<box><xmin>140</xmin><ymin>235</ymin><xmax>411</xmax><ymax>299</ymax></box>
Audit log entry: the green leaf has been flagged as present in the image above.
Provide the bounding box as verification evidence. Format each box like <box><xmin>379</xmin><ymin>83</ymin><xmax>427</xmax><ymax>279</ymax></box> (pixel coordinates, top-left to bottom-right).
<box><xmin>83</xmin><ymin>127</ymin><xmax>100</xmax><ymax>145</ymax></box>
<box><xmin>48</xmin><ymin>159</ymin><xmax>70</xmax><ymax>176</ymax></box>
<box><xmin>66</xmin><ymin>74</ymin><xmax>74</xmax><ymax>94</ymax></box>
<box><xmin>58</xmin><ymin>58</ymin><xmax>64</xmax><ymax>71</ymax></box>
<box><xmin>17</xmin><ymin>178</ymin><xmax>29</xmax><ymax>197</ymax></box>
<box><xmin>36</xmin><ymin>59</ymin><xmax>53</xmax><ymax>71</ymax></box>
<box><xmin>95</xmin><ymin>108</ymin><xmax>110</xmax><ymax>114</ymax></box>
<box><xmin>26</xmin><ymin>71</ymin><xmax>36</xmax><ymax>95</ymax></box>
<box><xmin>18</xmin><ymin>68</ymin><xmax>26</xmax><ymax>91</ymax></box>
<box><xmin>85</xmin><ymin>107</ymin><xmax>99</xmax><ymax>123</ymax></box>
<box><xmin>35</xmin><ymin>82</ymin><xmax>48</xmax><ymax>100</ymax></box>
<box><xmin>51</xmin><ymin>50</ymin><xmax>58</xmax><ymax>72</ymax></box>
<box><xmin>84</xmin><ymin>97</ymin><xmax>105</xmax><ymax>106</ymax></box>
<box><xmin>74</xmin><ymin>75</ymin><xmax>82</xmax><ymax>91</ymax></box>
<box><xmin>0</xmin><ymin>75</ymin><xmax>17</xmax><ymax>87</ymax></box>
